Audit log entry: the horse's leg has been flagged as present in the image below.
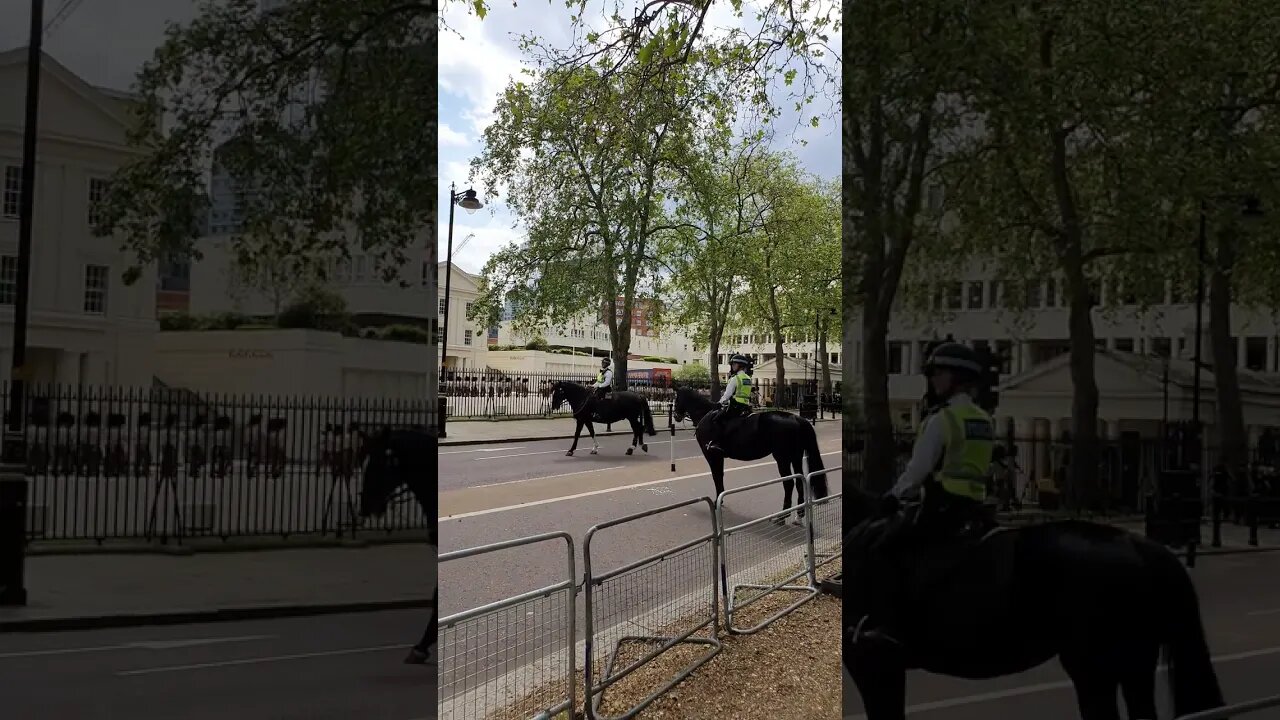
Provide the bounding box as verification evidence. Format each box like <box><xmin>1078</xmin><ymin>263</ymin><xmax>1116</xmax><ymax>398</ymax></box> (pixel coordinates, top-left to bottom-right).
<box><xmin>566</xmin><ymin>418</ymin><xmax>583</xmax><ymax>456</ymax></box>
<box><xmin>587</xmin><ymin>422</ymin><xmax>599</xmax><ymax>454</ymax></box>
<box><xmin>626</xmin><ymin>417</ymin><xmax>637</xmax><ymax>456</ymax></box>
<box><xmin>406</xmin><ymin>586</ymin><xmax>438</xmax><ymax>665</ymax></box>
<box><xmin>706</xmin><ymin>450</ymin><xmax>726</xmax><ymax>499</ymax></box>
<box><xmin>1119</xmin><ymin>645</ymin><xmax>1159</xmax><ymax>720</ymax></box>
<box><xmin>845</xmin><ymin>644</ymin><xmax>907</xmax><ymax>720</ymax></box>
<box><xmin>638</xmin><ymin>415</ymin><xmax>649</xmax><ymax>453</ymax></box>
<box><xmin>1062</xmin><ymin>661</ymin><xmax>1122</xmax><ymax>720</ymax></box>
<box><xmin>774</xmin><ymin>454</ymin><xmax>794</xmax><ymax>525</ymax></box>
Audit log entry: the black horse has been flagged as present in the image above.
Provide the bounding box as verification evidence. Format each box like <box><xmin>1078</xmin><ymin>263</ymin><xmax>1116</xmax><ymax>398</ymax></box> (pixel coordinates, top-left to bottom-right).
<box><xmin>842</xmin><ymin>488</ymin><xmax>1224</xmax><ymax>720</ymax></box>
<box><xmin>672</xmin><ymin>386</ymin><xmax>827</xmax><ymax>520</ymax></box>
<box><xmin>359</xmin><ymin>426</ymin><xmax>437</xmax><ymax>666</ymax></box>
<box><xmin>548</xmin><ymin>380</ymin><xmax>656</xmax><ymax>457</ymax></box>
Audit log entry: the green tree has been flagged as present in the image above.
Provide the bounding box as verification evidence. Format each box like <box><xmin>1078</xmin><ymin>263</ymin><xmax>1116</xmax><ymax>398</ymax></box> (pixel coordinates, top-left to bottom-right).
<box><xmin>662</xmin><ymin>131</ymin><xmax>773</xmax><ymax>395</ymax></box>
<box><xmin>675</xmin><ymin>361</ymin><xmax>711</xmax><ymax>383</ymax></box>
<box><xmin>935</xmin><ymin>1</ymin><xmax>1199</xmax><ymax>508</ymax></box>
<box><xmin>469</xmin><ymin>48</ymin><xmax>739</xmax><ymax>386</ymax></box>
<box><xmin>844</xmin><ymin>0</ymin><xmax>970</xmax><ymax>491</ymax></box>
<box><xmin>739</xmin><ymin>156</ymin><xmax>837</xmax><ymax>405</ymax></box>
<box><xmin>95</xmin><ymin>0</ymin><xmax>433</xmax><ymax>285</ymax></box>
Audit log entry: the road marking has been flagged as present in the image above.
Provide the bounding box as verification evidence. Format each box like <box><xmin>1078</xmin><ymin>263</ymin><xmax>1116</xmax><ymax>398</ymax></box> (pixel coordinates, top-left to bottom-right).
<box><xmin>471</xmin><ymin>466</ymin><xmax>624</xmax><ymax>489</ymax></box>
<box><xmin>115</xmin><ymin>644</ymin><xmax>410</xmax><ymax>676</ymax></box>
<box><xmin>1248</xmin><ymin>607</ymin><xmax>1280</xmax><ymax>616</ymax></box>
<box><xmin>475</xmin><ymin>438</ymin><xmax>700</xmax><ymax>461</ymax></box>
<box><xmin>441</xmin><ymin>449</ymin><xmax>841</xmax><ymax>520</ymax></box>
<box><xmin>0</xmin><ymin>635</ymin><xmax>275</xmax><ymax>660</ymax></box>
<box><xmin>438</xmin><ymin>446</ymin><xmax>525</xmax><ymax>455</ymax></box>
<box><xmin>845</xmin><ymin>643</ymin><xmax>1280</xmax><ymax>717</ymax></box>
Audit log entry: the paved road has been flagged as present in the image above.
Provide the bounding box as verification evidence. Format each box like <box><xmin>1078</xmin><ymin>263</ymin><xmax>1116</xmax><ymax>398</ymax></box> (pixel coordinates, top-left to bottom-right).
<box><xmin>0</xmin><ymin>610</ymin><xmax>432</xmax><ymax>720</ymax></box>
<box><xmin>437</xmin><ymin>421</ymin><xmax>842</xmax><ymax>717</ymax></box>
<box><xmin>843</xmin><ymin>550</ymin><xmax>1280</xmax><ymax>719</ymax></box>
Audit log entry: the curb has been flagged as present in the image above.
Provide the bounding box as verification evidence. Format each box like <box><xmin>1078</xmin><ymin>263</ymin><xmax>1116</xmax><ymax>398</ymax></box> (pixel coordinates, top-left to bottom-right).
<box><xmin>440</xmin><ymin>417</ymin><xmax>838</xmax><ymax>447</ymax></box>
<box><xmin>26</xmin><ymin>531</ymin><xmax>431</xmax><ymax>557</ymax></box>
<box><xmin>0</xmin><ymin>596</ymin><xmax>435</xmax><ymax>633</ymax></box>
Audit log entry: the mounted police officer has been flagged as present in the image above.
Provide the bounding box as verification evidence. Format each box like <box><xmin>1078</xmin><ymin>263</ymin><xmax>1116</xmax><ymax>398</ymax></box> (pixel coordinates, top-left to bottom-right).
<box><xmin>578</xmin><ymin>356</ymin><xmax>615</xmax><ymax>421</ymax></box>
<box><xmin>886</xmin><ymin>341</ymin><xmax>995</xmax><ymax>529</ymax></box>
<box><xmin>852</xmin><ymin>341</ymin><xmax>997</xmax><ymax>651</ymax></box>
<box><xmin>705</xmin><ymin>354</ymin><xmax>754</xmax><ymax>455</ymax></box>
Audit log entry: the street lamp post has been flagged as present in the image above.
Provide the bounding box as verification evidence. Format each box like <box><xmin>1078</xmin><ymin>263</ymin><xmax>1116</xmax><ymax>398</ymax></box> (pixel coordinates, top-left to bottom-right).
<box><xmin>440</xmin><ymin>183</ymin><xmax>483</xmax><ymax>374</ymax></box>
<box><xmin>0</xmin><ymin>0</ymin><xmax>44</xmax><ymax>607</ymax></box>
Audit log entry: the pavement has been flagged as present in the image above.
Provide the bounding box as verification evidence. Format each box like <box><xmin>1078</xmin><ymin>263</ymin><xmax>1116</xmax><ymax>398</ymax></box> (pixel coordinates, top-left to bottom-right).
<box><xmin>0</xmin><ymin>543</ymin><xmax>434</xmax><ymax>631</ymax></box>
<box><xmin>0</xmin><ymin>610</ymin><xmax>433</xmax><ymax>720</ymax></box>
<box><xmin>842</xmin><ymin>543</ymin><xmax>1280</xmax><ymax>719</ymax></box>
<box><xmin>437</xmin><ymin>420</ymin><xmax>843</xmax><ymax>717</ymax></box>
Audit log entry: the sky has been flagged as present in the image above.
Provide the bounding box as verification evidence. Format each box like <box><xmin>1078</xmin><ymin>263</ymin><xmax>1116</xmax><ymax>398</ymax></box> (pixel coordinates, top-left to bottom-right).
<box><xmin>438</xmin><ymin>0</ymin><xmax>842</xmax><ymax>274</ymax></box>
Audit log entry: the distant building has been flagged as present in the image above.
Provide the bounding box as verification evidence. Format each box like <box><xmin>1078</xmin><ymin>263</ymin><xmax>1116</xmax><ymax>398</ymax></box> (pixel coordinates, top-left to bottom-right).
<box><xmin>0</xmin><ymin>48</ymin><xmax>158</xmax><ymax>386</ymax></box>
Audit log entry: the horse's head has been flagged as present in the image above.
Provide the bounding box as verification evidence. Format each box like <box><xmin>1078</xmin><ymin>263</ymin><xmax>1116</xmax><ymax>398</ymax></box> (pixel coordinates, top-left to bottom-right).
<box><xmin>357</xmin><ymin>425</ymin><xmax>402</xmax><ymax>519</ymax></box>
<box><xmin>548</xmin><ymin>381</ymin><xmax>567</xmax><ymax>413</ymax></box>
<box><xmin>672</xmin><ymin>385</ymin><xmax>692</xmax><ymax>422</ymax></box>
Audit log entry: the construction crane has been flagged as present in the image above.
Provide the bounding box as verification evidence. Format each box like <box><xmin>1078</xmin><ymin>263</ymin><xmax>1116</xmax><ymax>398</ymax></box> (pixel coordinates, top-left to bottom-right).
<box><xmin>44</xmin><ymin>0</ymin><xmax>85</xmax><ymax>38</ymax></box>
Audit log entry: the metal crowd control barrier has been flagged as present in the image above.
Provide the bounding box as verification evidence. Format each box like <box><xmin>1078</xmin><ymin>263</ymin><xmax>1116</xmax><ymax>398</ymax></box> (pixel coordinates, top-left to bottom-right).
<box><xmin>583</xmin><ymin>496</ymin><xmax>721</xmax><ymax>720</ymax></box>
<box><xmin>716</xmin><ymin>473</ymin><xmax>818</xmax><ymax>634</ymax></box>
<box><xmin>437</xmin><ymin>532</ymin><xmax>576</xmax><ymax>720</ymax></box>
<box><xmin>1176</xmin><ymin>695</ymin><xmax>1280</xmax><ymax>719</ymax></box>
<box><xmin>805</xmin><ymin>466</ymin><xmax>842</xmax><ymax>586</ymax></box>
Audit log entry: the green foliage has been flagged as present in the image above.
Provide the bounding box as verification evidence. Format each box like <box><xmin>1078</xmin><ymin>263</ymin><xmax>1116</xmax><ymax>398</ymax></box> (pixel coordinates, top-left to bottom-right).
<box><xmin>96</xmin><ymin>0</ymin><xmax>434</xmax><ymax>284</ymax></box>
<box><xmin>276</xmin><ymin>285</ymin><xmax>350</xmax><ymax>331</ymax></box>
<box><xmin>675</xmin><ymin>361</ymin><xmax>711</xmax><ymax>382</ymax></box>
<box><xmin>524</xmin><ymin>337</ymin><xmax>550</xmax><ymax>351</ymax></box>
<box><xmin>381</xmin><ymin>324</ymin><xmax>433</xmax><ymax>344</ymax></box>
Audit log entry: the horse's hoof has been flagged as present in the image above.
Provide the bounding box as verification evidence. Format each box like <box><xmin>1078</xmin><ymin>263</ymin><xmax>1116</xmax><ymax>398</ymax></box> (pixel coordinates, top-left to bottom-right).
<box><xmin>626</xmin><ymin>448</ymin><xmax>634</xmax><ymax>456</ymax></box>
<box><xmin>642</xmin><ymin>444</ymin><xmax>649</xmax><ymax>453</ymax></box>
<box><xmin>566</xmin><ymin>451</ymin><xmax>575</xmax><ymax>457</ymax></box>
<box><xmin>590</xmin><ymin>449</ymin><xmax>599</xmax><ymax>455</ymax></box>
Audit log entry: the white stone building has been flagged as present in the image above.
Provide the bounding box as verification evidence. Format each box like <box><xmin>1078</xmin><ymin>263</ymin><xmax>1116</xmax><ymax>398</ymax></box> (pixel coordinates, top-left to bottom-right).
<box><xmin>0</xmin><ymin>49</ymin><xmax>158</xmax><ymax>388</ymax></box>
<box><xmin>438</xmin><ymin>261</ymin><xmax>487</xmax><ymax>370</ymax></box>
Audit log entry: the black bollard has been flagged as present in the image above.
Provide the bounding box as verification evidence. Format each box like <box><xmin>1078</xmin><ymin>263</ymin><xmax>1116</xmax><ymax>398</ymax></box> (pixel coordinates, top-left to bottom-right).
<box><xmin>0</xmin><ymin>430</ymin><xmax>29</xmax><ymax>606</ymax></box>
<box><xmin>437</xmin><ymin>397</ymin><xmax>447</xmax><ymax>439</ymax></box>
<box><xmin>1249</xmin><ymin>495</ymin><xmax>1260</xmax><ymax>547</ymax></box>
<box><xmin>1212</xmin><ymin>494</ymin><xmax>1222</xmax><ymax>548</ymax></box>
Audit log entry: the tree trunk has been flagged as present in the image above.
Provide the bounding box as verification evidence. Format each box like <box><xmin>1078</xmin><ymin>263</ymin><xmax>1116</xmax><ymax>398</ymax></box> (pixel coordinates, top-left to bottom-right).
<box><xmin>1065</xmin><ymin>264</ymin><xmax>1102</xmax><ymax>511</ymax></box>
<box><xmin>1210</xmin><ymin>230</ymin><xmax>1248</xmax><ymax>482</ymax></box>
<box><xmin>768</xmin><ymin>287</ymin><xmax>787</xmax><ymax>406</ymax></box>
<box><xmin>819</xmin><ymin>318</ymin><xmax>831</xmax><ymax>397</ymax></box>
<box><xmin>860</xmin><ymin>305</ymin><xmax>895</xmax><ymax>494</ymax></box>
<box><xmin>708</xmin><ymin>337</ymin><xmax>721</xmax><ymax>396</ymax></box>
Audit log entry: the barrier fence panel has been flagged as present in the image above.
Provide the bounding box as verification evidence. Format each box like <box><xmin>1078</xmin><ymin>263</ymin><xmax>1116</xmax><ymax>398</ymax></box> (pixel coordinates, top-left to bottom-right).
<box><xmin>805</xmin><ymin>466</ymin><xmax>843</xmax><ymax>585</ymax></box>
<box><xmin>583</xmin><ymin>496</ymin><xmax>721</xmax><ymax>720</ymax></box>
<box><xmin>716</xmin><ymin>473</ymin><xmax>818</xmax><ymax>635</ymax></box>
<box><xmin>1176</xmin><ymin>695</ymin><xmax>1280</xmax><ymax>719</ymax></box>
<box><xmin>437</xmin><ymin>532</ymin><xmax>576</xmax><ymax>720</ymax></box>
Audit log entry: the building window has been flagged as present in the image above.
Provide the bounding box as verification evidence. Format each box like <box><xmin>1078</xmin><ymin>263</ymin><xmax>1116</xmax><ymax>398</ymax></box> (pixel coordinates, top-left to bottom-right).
<box><xmin>1246</xmin><ymin>337</ymin><xmax>1267</xmax><ymax>371</ymax></box>
<box><xmin>995</xmin><ymin>340</ymin><xmax>1012</xmax><ymax>374</ymax></box>
<box><xmin>438</xmin><ymin>298</ymin><xmax>446</xmax><ymax>317</ymax></box>
<box><xmin>463</xmin><ymin>329</ymin><xmax>472</xmax><ymax>346</ymax></box>
<box><xmin>2</xmin><ymin>166</ymin><xmax>19</xmax><ymax>219</ymax></box>
<box><xmin>830</xmin><ymin>352</ymin><xmax>839</xmax><ymax>364</ymax></box>
<box><xmin>1025</xmin><ymin>283</ymin><xmax>1042</xmax><ymax>308</ymax></box>
<box><xmin>988</xmin><ymin>281</ymin><xmax>1001</xmax><ymax>308</ymax></box>
<box><xmin>84</xmin><ymin>265</ymin><xmax>108</xmax><ymax>314</ymax></box>
<box><xmin>0</xmin><ymin>256</ymin><xmax>14</xmax><ymax>305</ymax></box>
<box><xmin>1152</xmin><ymin>337</ymin><xmax>1172</xmax><ymax>358</ymax></box>
<box><xmin>465</xmin><ymin>302</ymin><xmax>473</xmax><ymax>317</ymax></box>
<box><xmin>945</xmin><ymin>282</ymin><xmax>962</xmax><ymax>310</ymax></box>
<box><xmin>88</xmin><ymin>178</ymin><xmax>110</xmax><ymax>228</ymax></box>
<box><xmin>1045</xmin><ymin>278</ymin><xmax>1057</xmax><ymax>307</ymax></box>
<box><xmin>1115</xmin><ymin>338</ymin><xmax>1134</xmax><ymax>353</ymax></box>
<box><xmin>967</xmin><ymin>282</ymin><xmax>984</xmax><ymax>310</ymax></box>
<box><xmin>888</xmin><ymin>342</ymin><xmax>905</xmax><ymax>374</ymax></box>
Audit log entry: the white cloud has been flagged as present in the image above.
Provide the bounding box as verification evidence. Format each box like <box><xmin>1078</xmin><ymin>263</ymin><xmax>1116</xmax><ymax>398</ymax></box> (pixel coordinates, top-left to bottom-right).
<box><xmin>439</xmin><ymin>123</ymin><xmax>470</xmax><ymax>147</ymax></box>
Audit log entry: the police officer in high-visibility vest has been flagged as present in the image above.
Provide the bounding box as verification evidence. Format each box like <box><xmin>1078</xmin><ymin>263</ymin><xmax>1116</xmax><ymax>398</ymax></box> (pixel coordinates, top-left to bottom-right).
<box><xmin>705</xmin><ymin>354</ymin><xmax>754</xmax><ymax>454</ymax></box>
<box><xmin>851</xmin><ymin>341</ymin><xmax>995</xmax><ymax>651</ymax></box>
<box><xmin>887</xmin><ymin>341</ymin><xmax>994</xmax><ymax>520</ymax></box>
<box><xmin>579</xmin><ymin>356</ymin><xmax>614</xmax><ymax>421</ymax></box>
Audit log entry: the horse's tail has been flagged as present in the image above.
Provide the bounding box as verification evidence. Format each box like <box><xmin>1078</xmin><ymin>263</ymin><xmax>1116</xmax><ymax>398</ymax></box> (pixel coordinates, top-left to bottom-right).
<box><xmin>1147</xmin><ymin>541</ymin><xmax>1223</xmax><ymax>717</ymax></box>
<box><xmin>643</xmin><ymin>401</ymin><xmax>656</xmax><ymax>436</ymax></box>
<box><xmin>802</xmin><ymin>418</ymin><xmax>826</xmax><ymax>495</ymax></box>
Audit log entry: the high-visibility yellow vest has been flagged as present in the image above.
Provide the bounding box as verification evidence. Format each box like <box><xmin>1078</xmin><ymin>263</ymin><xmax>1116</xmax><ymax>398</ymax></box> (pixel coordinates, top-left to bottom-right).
<box><xmin>932</xmin><ymin>403</ymin><xmax>994</xmax><ymax>501</ymax></box>
<box><xmin>730</xmin><ymin>371</ymin><xmax>752</xmax><ymax>405</ymax></box>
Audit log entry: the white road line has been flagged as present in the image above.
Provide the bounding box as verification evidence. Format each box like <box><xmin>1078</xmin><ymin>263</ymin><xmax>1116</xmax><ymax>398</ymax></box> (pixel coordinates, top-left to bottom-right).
<box><xmin>115</xmin><ymin>644</ymin><xmax>410</xmax><ymax>676</ymax></box>
<box><xmin>441</xmin><ymin>450</ymin><xmax>841</xmax><ymax>520</ymax></box>
<box><xmin>1248</xmin><ymin>607</ymin><xmax>1280</xmax><ymax>616</ymax></box>
<box><xmin>439</xmin><ymin>447</ymin><xmax>525</xmax><ymax>455</ymax></box>
<box><xmin>846</xmin><ymin>643</ymin><xmax>1280</xmax><ymax>717</ymax></box>
<box><xmin>0</xmin><ymin>635</ymin><xmax>275</xmax><ymax>660</ymax></box>
<box><xmin>470</xmin><ymin>466</ymin><xmax>624</xmax><ymax>489</ymax></box>
<box><xmin>476</xmin><ymin>439</ymin><xmax>700</xmax><ymax>461</ymax></box>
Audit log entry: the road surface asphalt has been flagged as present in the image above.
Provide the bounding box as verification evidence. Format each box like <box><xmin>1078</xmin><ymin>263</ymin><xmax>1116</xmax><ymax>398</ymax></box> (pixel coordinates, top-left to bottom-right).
<box><xmin>0</xmin><ymin>609</ymin><xmax>432</xmax><ymax>720</ymax></box>
<box><xmin>844</xmin><ymin>548</ymin><xmax>1280</xmax><ymax>719</ymax></box>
